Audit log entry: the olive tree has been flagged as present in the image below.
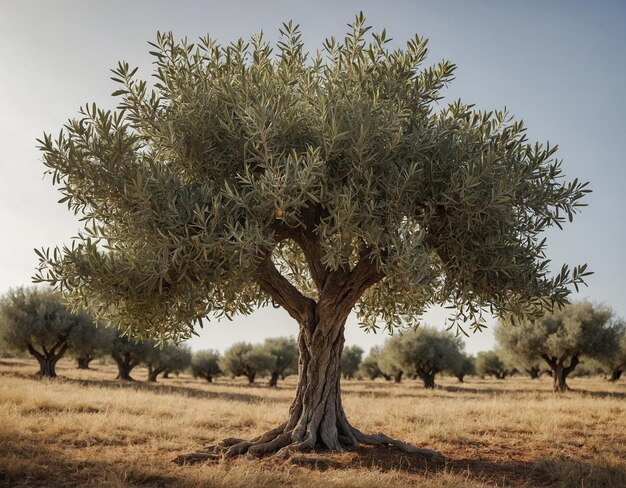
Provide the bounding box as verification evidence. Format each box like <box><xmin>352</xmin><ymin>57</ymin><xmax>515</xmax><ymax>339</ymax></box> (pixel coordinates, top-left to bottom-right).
<box><xmin>341</xmin><ymin>345</ymin><xmax>364</xmax><ymax>379</ymax></box>
<box><xmin>191</xmin><ymin>349</ymin><xmax>222</xmax><ymax>383</ymax></box>
<box><xmin>475</xmin><ymin>350</ymin><xmax>512</xmax><ymax>380</ymax></box>
<box><xmin>450</xmin><ymin>353</ymin><xmax>475</xmax><ymax>383</ymax></box>
<box><xmin>34</xmin><ymin>14</ymin><xmax>590</xmax><ymax>457</ymax></box>
<box><xmin>145</xmin><ymin>341</ymin><xmax>192</xmax><ymax>382</ymax></box>
<box><xmin>220</xmin><ymin>342</ymin><xmax>274</xmax><ymax>384</ymax></box>
<box><xmin>359</xmin><ymin>346</ymin><xmax>391</xmax><ymax>380</ymax></box>
<box><xmin>108</xmin><ymin>334</ymin><xmax>153</xmax><ymax>381</ymax></box>
<box><xmin>495</xmin><ymin>302</ymin><xmax>617</xmax><ymax>392</ymax></box>
<box><xmin>380</xmin><ymin>327</ymin><xmax>464</xmax><ymax>388</ymax></box>
<box><xmin>262</xmin><ymin>337</ymin><xmax>298</xmax><ymax>387</ymax></box>
<box><xmin>594</xmin><ymin>320</ymin><xmax>625</xmax><ymax>382</ymax></box>
<box><xmin>69</xmin><ymin>319</ymin><xmax>116</xmax><ymax>369</ymax></box>
<box><xmin>0</xmin><ymin>287</ymin><xmax>90</xmax><ymax>377</ymax></box>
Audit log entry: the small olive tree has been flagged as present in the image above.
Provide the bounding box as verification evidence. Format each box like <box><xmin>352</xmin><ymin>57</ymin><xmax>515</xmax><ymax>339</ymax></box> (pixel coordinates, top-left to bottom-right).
<box><xmin>69</xmin><ymin>319</ymin><xmax>116</xmax><ymax>369</ymax></box>
<box><xmin>341</xmin><ymin>345</ymin><xmax>364</xmax><ymax>379</ymax></box>
<box><xmin>220</xmin><ymin>342</ymin><xmax>274</xmax><ymax>384</ymax></box>
<box><xmin>262</xmin><ymin>337</ymin><xmax>298</xmax><ymax>387</ymax></box>
<box><xmin>450</xmin><ymin>353</ymin><xmax>475</xmax><ymax>383</ymax></box>
<box><xmin>495</xmin><ymin>302</ymin><xmax>618</xmax><ymax>392</ymax></box>
<box><xmin>191</xmin><ymin>349</ymin><xmax>222</xmax><ymax>383</ymax></box>
<box><xmin>359</xmin><ymin>346</ymin><xmax>391</xmax><ymax>380</ymax></box>
<box><xmin>145</xmin><ymin>342</ymin><xmax>192</xmax><ymax>382</ymax></box>
<box><xmin>34</xmin><ymin>13</ymin><xmax>590</xmax><ymax>457</ymax></box>
<box><xmin>108</xmin><ymin>334</ymin><xmax>153</xmax><ymax>381</ymax></box>
<box><xmin>475</xmin><ymin>350</ymin><xmax>512</xmax><ymax>380</ymax></box>
<box><xmin>597</xmin><ymin>321</ymin><xmax>626</xmax><ymax>382</ymax></box>
<box><xmin>0</xmin><ymin>287</ymin><xmax>90</xmax><ymax>377</ymax></box>
<box><xmin>380</xmin><ymin>327</ymin><xmax>464</xmax><ymax>388</ymax></box>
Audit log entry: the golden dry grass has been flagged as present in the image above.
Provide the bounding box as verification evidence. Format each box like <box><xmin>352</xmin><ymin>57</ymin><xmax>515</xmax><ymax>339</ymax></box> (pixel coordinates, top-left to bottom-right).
<box><xmin>1</xmin><ymin>357</ymin><xmax>625</xmax><ymax>487</ymax></box>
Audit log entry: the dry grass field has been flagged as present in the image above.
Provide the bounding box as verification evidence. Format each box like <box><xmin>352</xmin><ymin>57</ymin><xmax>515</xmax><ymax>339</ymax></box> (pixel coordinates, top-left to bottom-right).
<box><xmin>1</xmin><ymin>357</ymin><xmax>625</xmax><ymax>488</ymax></box>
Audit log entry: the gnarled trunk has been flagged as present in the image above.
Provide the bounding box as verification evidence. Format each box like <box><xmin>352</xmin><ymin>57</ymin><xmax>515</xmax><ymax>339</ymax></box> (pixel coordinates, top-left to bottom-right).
<box><xmin>112</xmin><ymin>353</ymin><xmax>135</xmax><ymax>381</ymax></box>
<box><xmin>543</xmin><ymin>354</ymin><xmax>579</xmax><ymax>393</ymax></box>
<box><xmin>27</xmin><ymin>342</ymin><xmax>66</xmax><ymax>378</ymax></box>
<box><xmin>175</xmin><ymin>252</ymin><xmax>439</xmax><ymax>462</ymax></box>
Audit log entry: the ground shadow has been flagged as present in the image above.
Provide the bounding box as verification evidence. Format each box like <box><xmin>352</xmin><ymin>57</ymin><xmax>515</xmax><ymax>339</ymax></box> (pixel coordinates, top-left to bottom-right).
<box><xmin>282</xmin><ymin>445</ymin><xmax>626</xmax><ymax>488</ymax></box>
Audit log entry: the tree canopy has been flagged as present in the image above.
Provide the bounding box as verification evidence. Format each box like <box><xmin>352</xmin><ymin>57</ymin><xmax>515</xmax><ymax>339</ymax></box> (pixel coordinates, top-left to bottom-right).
<box><xmin>191</xmin><ymin>349</ymin><xmax>222</xmax><ymax>383</ymax></box>
<box><xmin>262</xmin><ymin>336</ymin><xmax>298</xmax><ymax>386</ymax></box>
<box><xmin>341</xmin><ymin>345</ymin><xmax>364</xmax><ymax>379</ymax></box>
<box><xmin>495</xmin><ymin>302</ymin><xmax>618</xmax><ymax>391</ymax></box>
<box><xmin>0</xmin><ymin>287</ymin><xmax>92</xmax><ymax>377</ymax></box>
<box><xmin>380</xmin><ymin>326</ymin><xmax>464</xmax><ymax>388</ymax></box>
<box><xmin>220</xmin><ymin>342</ymin><xmax>274</xmax><ymax>383</ymax></box>
<box><xmin>32</xmin><ymin>13</ymin><xmax>591</xmax><ymax>457</ymax></box>
<box><xmin>475</xmin><ymin>350</ymin><xmax>512</xmax><ymax>380</ymax></box>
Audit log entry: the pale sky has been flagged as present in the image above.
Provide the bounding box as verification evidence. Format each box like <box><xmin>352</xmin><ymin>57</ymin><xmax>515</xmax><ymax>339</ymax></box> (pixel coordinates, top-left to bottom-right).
<box><xmin>1</xmin><ymin>0</ymin><xmax>624</xmax><ymax>355</ymax></box>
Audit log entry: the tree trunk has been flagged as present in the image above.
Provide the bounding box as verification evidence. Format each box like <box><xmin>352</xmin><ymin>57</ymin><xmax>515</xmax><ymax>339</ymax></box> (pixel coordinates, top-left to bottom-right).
<box><xmin>35</xmin><ymin>355</ymin><xmax>59</xmax><ymax>378</ymax></box>
<box><xmin>394</xmin><ymin>371</ymin><xmax>403</xmax><ymax>383</ymax></box>
<box><xmin>246</xmin><ymin>372</ymin><xmax>256</xmax><ymax>384</ymax></box>
<box><xmin>527</xmin><ymin>366</ymin><xmax>540</xmax><ymax>379</ymax></box>
<box><xmin>162</xmin><ymin>370</ymin><xmax>170</xmax><ymax>379</ymax></box>
<box><xmin>113</xmin><ymin>355</ymin><xmax>134</xmax><ymax>381</ymax></box>
<box><xmin>76</xmin><ymin>356</ymin><xmax>92</xmax><ymax>370</ymax></box>
<box><xmin>456</xmin><ymin>374</ymin><xmax>464</xmax><ymax>383</ymax></box>
<box><xmin>268</xmin><ymin>371</ymin><xmax>280</xmax><ymax>387</ymax></box>
<box><xmin>205</xmin><ymin>375</ymin><xmax>213</xmax><ymax>383</ymax></box>
<box><xmin>609</xmin><ymin>370</ymin><xmax>622</xmax><ymax>382</ymax></box>
<box><xmin>148</xmin><ymin>366</ymin><xmax>159</xmax><ymax>382</ymax></box>
<box><xmin>420</xmin><ymin>373</ymin><xmax>435</xmax><ymax>389</ymax></box>
<box><xmin>552</xmin><ymin>364</ymin><xmax>569</xmax><ymax>392</ymax></box>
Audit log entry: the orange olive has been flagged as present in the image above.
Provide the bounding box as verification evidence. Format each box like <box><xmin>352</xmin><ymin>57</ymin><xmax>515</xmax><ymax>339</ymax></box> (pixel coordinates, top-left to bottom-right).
<box><xmin>276</xmin><ymin>209</ymin><xmax>284</xmax><ymax>218</ymax></box>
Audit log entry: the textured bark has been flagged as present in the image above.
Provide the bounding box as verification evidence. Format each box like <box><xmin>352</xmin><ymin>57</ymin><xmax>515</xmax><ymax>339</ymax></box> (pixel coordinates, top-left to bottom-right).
<box><xmin>112</xmin><ymin>353</ymin><xmax>135</xmax><ymax>381</ymax></box>
<box><xmin>173</xmin><ymin>240</ymin><xmax>439</xmax><ymax>461</ymax></box>
<box><xmin>27</xmin><ymin>342</ymin><xmax>66</xmax><ymax>378</ymax></box>
<box><xmin>543</xmin><ymin>354</ymin><xmax>579</xmax><ymax>393</ymax></box>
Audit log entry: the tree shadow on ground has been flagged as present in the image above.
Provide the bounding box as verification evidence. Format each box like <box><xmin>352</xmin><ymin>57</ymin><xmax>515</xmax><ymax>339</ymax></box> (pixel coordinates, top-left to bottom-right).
<box><xmin>0</xmin><ymin>371</ymin><xmax>273</xmax><ymax>405</ymax></box>
<box><xmin>283</xmin><ymin>445</ymin><xmax>626</xmax><ymax>488</ymax></box>
<box><xmin>440</xmin><ymin>384</ymin><xmax>626</xmax><ymax>400</ymax></box>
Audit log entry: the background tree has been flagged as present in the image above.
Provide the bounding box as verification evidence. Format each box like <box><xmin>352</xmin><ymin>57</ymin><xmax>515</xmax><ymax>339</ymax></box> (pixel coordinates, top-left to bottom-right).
<box><xmin>145</xmin><ymin>341</ymin><xmax>192</xmax><ymax>382</ymax></box>
<box><xmin>108</xmin><ymin>334</ymin><xmax>153</xmax><ymax>381</ymax></box>
<box><xmin>220</xmin><ymin>342</ymin><xmax>274</xmax><ymax>384</ymax></box>
<box><xmin>162</xmin><ymin>344</ymin><xmax>192</xmax><ymax>378</ymax></box>
<box><xmin>191</xmin><ymin>349</ymin><xmax>222</xmax><ymax>383</ymax></box>
<box><xmin>475</xmin><ymin>350</ymin><xmax>511</xmax><ymax>380</ymax></box>
<box><xmin>34</xmin><ymin>14</ymin><xmax>590</xmax><ymax>457</ymax></box>
<box><xmin>495</xmin><ymin>302</ymin><xmax>618</xmax><ymax>392</ymax></box>
<box><xmin>450</xmin><ymin>353</ymin><xmax>475</xmax><ymax>383</ymax></box>
<box><xmin>597</xmin><ymin>320</ymin><xmax>626</xmax><ymax>382</ymax></box>
<box><xmin>341</xmin><ymin>345</ymin><xmax>364</xmax><ymax>379</ymax></box>
<box><xmin>381</xmin><ymin>327</ymin><xmax>464</xmax><ymax>388</ymax></box>
<box><xmin>0</xmin><ymin>287</ymin><xmax>89</xmax><ymax>377</ymax></box>
<box><xmin>359</xmin><ymin>346</ymin><xmax>391</xmax><ymax>380</ymax></box>
<box><xmin>68</xmin><ymin>320</ymin><xmax>116</xmax><ymax>369</ymax></box>
<box><xmin>262</xmin><ymin>337</ymin><xmax>298</xmax><ymax>387</ymax></box>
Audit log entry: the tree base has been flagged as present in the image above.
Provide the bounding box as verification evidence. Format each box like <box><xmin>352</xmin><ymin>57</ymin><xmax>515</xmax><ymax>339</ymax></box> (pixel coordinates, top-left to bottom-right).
<box><xmin>172</xmin><ymin>425</ymin><xmax>439</xmax><ymax>465</ymax></box>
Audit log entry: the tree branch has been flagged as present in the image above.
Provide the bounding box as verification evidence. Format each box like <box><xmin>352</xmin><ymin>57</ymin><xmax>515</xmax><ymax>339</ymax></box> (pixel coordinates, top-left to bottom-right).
<box><xmin>255</xmin><ymin>254</ymin><xmax>315</xmax><ymax>324</ymax></box>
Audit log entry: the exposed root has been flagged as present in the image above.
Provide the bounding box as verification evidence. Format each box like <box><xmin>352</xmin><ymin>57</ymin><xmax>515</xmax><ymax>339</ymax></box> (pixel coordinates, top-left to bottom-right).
<box><xmin>173</xmin><ymin>423</ymin><xmax>440</xmax><ymax>464</ymax></box>
<box><xmin>352</xmin><ymin>427</ymin><xmax>441</xmax><ymax>458</ymax></box>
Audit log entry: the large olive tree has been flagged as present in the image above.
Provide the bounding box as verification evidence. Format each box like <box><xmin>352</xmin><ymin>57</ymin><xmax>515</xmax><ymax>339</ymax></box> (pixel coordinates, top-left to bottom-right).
<box><xmin>34</xmin><ymin>14</ymin><xmax>589</xmax><ymax>457</ymax></box>
<box><xmin>495</xmin><ymin>302</ymin><xmax>617</xmax><ymax>392</ymax></box>
<box><xmin>0</xmin><ymin>287</ymin><xmax>91</xmax><ymax>377</ymax></box>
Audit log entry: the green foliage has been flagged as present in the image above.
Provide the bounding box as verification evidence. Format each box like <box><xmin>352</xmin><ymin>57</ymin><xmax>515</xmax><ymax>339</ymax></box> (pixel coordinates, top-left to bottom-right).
<box><xmin>596</xmin><ymin>320</ymin><xmax>626</xmax><ymax>380</ymax></box>
<box><xmin>495</xmin><ymin>302</ymin><xmax>619</xmax><ymax>369</ymax></box>
<box><xmin>191</xmin><ymin>349</ymin><xmax>222</xmax><ymax>382</ymax></box>
<box><xmin>145</xmin><ymin>341</ymin><xmax>192</xmax><ymax>380</ymax></box>
<box><xmin>33</xmin><ymin>13</ymin><xmax>590</xmax><ymax>342</ymax></box>
<box><xmin>0</xmin><ymin>287</ymin><xmax>90</xmax><ymax>375</ymax></box>
<box><xmin>359</xmin><ymin>346</ymin><xmax>390</xmax><ymax>380</ymax></box>
<box><xmin>262</xmin><ymin>336</ymin><xmax>298</xmax><ymax>380</ymax></box>
<box><xmin>380</xmin><ymin>327</ymin><xmax>464</xmax><ymax>387</ymax></box>
<box><xmin>475</xmin><ymin>350</ymin><xmax>512</xmax><ymax>379</ymax></box>
<box><xmin>449</xmin><ymin>352</ymin><xmax>475</xmax><ymax>381</ymax></box>
<box><xmin>219</xmin><ymin>342</ymin><xmax>274</xmax><ymax>383</ymax></box>
<box><xmin>68</xmin><ymin>320</ymin><xmax>116</xmax><ymax>366</ymax></box>
<box><xmin>341</xmin><ymin>345</ymin><xmax>364</xmax><ymax>379</ymax></box>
